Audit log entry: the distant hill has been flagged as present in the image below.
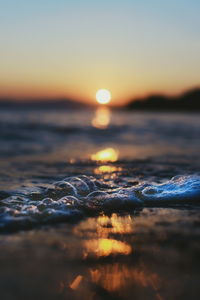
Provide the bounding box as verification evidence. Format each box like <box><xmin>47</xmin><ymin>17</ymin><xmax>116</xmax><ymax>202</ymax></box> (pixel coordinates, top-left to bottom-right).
<box><xmin>0</xmin><ymin>98</ymin><xmax>90</xmax><ymax>110</ymax></box>
<box><xmin>1</xmin><ymin>88</ymin><xmax>200</xmax><ymax>111</ymax></box>
<box><xmin>126</xmin><ymin>88</ymin><xmax>200</xmax><ymax>111</ymax></box>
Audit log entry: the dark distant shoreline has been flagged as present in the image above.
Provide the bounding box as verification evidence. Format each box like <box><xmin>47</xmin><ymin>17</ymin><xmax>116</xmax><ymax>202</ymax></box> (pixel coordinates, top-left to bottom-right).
<box><xmin>125</xmin><ymin>88</ymin><xmax>200</xmax><ymax>111</ymax></box>
<box><xmin>0</xmin><ymin>98</ymin><xmax>90</xmax><ymax>110</ymax></box>
<box><xmin>0</xmin><ymin>87</ymin><xmax>200</xmax><ymax>111</ymax></box>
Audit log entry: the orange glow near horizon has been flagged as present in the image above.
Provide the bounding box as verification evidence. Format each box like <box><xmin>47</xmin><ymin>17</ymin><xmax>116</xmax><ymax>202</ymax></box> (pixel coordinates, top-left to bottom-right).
<box><xmin>1</xmin><ymin>77</ymin><xmax>198</xmax><ymax>107</ymax></box>
<box><xmin>1</xmin><ymin>1</ymin><xmax>199</xmax><ymax>106</ymax></box>
<box><xmin>0</xmin><ymin>80</ymin><xmax>199</xmax><ymax>107</ymax></box>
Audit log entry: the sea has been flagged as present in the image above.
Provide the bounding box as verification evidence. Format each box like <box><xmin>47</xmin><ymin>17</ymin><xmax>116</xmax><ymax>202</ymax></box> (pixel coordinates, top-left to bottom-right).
<box><xmin>0</xmin><ymin>106</ymin><xmax>200</xmax><ymax>299</ymax></box>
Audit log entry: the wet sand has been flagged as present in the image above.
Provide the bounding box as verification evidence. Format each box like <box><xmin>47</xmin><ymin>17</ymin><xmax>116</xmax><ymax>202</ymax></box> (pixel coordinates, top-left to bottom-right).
<box><xmin>1</xmin><ymin>208</ymin><xmax>200</xmax><ymax>300</ymax></box>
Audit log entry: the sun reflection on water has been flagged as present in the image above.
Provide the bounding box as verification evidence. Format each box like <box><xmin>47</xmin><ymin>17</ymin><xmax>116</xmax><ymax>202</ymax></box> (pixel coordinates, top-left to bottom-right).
<box><xmin>91</xmin><ymin>106</ymin><xmax>111</xmax><ymax>129</ymax></box>
<box><xmin>73</xmin><ymin>214</ymin><xmax>134</xmax><ymax>238</ymax></box>
<box><xmin>65</xmin><ymin>264</ymin><xmax>163</xmax><ymax>299</ymax></box>
<box><xmin>60</xmin><ymin>214</ymin><xmax>165</xmax><ymax>300</ymax></box>
<box><xmin>91</xmin><ymin>147</ymin><xmax>119</xmax><ymax>162</ymax></box>
<box><xmin>84</xmin><ymin>238</ymin><xmax>132</xmax><ymax>257</ymax></box>
<box><xmin>94</xmin><ymin>165</ymin><xmax>122</xmax><ymax>174</ymax></box>
<box><xmin>73</xmin><ymin>214</ymin><xmax>134</xmax><ymax>259</ymax></box>
<box><xmin>89</xmin><ymin>264</ymin><xmax>162</xmax><ymax>294</ymax></box>
<box><xmin>69</xmin><ymin>275</ymin><xmax>83</xmax><ymax>290</ymax></box>
<box><xmin>97</xmin><ymin>214</ymin><xmax>134</xmax><ymax>235</ymax></box>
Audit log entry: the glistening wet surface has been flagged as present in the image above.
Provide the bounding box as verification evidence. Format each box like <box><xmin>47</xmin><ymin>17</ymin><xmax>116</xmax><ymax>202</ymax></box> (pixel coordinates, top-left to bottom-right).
<box><xmin>1</xmin><ymin>209</ymin><xmax>200</xmax><ymax>300</ymax></box>
<box><xmin>1</xmin><ymin>174</ymin><xmax>200</xmax><ymax>232</ymax></box>
<box><xmin>0</xmin><ymin>108</ymin><xmax>200</xmax><ymax>299</ymax></box>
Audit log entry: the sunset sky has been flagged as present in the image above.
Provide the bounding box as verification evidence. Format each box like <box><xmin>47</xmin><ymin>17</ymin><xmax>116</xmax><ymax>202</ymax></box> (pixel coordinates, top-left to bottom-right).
<box><xmin>0</xmin><ymin>0</ymin><xmax>200</xmax><ymax>105</ymax></box>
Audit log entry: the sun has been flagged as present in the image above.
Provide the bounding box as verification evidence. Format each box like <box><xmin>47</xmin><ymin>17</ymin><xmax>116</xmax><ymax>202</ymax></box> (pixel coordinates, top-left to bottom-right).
<box><xmin>96</xmin><ymin>89</ymin><xmax>111</xmax><ymax>104</ymax></box>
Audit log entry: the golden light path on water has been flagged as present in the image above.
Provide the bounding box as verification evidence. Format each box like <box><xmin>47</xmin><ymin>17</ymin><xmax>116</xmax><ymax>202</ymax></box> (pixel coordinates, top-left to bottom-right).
<box><xmin>94</xmin><ymin>165</ymin><xmax>122</xmax><ymax>174</ymax></box>
<box><xmin>68</xmin><ymin>214</ymin><xmax>164</xmax><ymax>299</ymax></box>
<box><xmin>90</xmin><ymin>145</ymin><xmax>121</xmax><ymax>178</ymax></box>
<box><xmin>69</xmin><ymin>264</ymin><xmax>162</xmax><ymax>295</ymax></box>
<box><xmin>84</xmin><ymin>238</ymin><xmax>131</xmax><ymax>257</ymax></box>
<box><xmin>91</xmin><ymin>148</ymin><xmax>119</xmax><ymax>162</ymax></box>
<box><xmin>73</xmin><ymin>214</ymin><xmax>134</xmax><ymax>259</ymax></box>
<box><xmin>91</xmin><ymin>106</ymin><xmax>111</xmax><ymax>129</ymax></box>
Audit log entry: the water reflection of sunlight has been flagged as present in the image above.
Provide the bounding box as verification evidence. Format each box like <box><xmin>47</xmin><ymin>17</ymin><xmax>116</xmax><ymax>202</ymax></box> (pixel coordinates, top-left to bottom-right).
<box><xmin>73</xmin><ymin>214</ymin><xmax>134</xmax><ymax>258</ymax></box>
<box><xmin>89</xmin><ymin>264</ymin><xmax>162</xmax><ymax>294</ymax></box>
<box><xmin>63</xmin><ymin>214</ymin><xmax>164</xmax><ymax>300</ymax></box>
<box><xmin>84</xmin><ymin>238</ymin><xmax>131</xmax><ymax>257</ymax></box>
<box><xmin>74</xmin><ymin>214</ymin><xmax>134</xmax><ymax>238</ymax></box>
<box><xmin>91</xmin><ymin>106</ymin><xmax>111</xmax><ymax>129</ymax></box>
<box><xmin>69</xmin><ymin>275</ymin><xmax>83</xmax><ymax>290</ymax></box>
<box><xmin>97</xmin><ymin>214</ymin><xmax>134</xmax><ymax>235</ymax></box>
<box><xmin>66</xmin><ymin>265</ymin><xmax>163</xmax><ymax>299</ymax></box>
<box><xmin>94</xmin><ymin>165</ymin><xmax>122</xmax><ymax>174</ymax></box>
<box><xmin>91</xmin><ymin>148</ymin><xmax>119</xmax><ymax>162</ymax></box>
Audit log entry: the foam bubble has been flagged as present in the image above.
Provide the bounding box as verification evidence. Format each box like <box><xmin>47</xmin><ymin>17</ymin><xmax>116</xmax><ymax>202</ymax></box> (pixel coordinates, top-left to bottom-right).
<box><xmin>0</xmin><ymin>174</ymin><xmax>200</xmax><ymax>231</ymax></box>
<box><xmin>140</xmin><ymin>175</ymin><xmax>200</xmax><ymax>204</ymax></box>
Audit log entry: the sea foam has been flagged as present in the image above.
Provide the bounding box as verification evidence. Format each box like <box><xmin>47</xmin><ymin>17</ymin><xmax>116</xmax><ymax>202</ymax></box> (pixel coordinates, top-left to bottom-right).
<box><xmin>0</xmin><ymin>175</ymin><xmax>200</xmax><ymax>231</ymax></box>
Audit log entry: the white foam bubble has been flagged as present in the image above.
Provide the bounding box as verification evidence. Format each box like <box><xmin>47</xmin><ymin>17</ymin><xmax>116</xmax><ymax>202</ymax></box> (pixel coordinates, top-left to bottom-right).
<box><xmin>0</xmin><ymin>175</ymin><xmax>200</xmax><ymax>231</ymax></box>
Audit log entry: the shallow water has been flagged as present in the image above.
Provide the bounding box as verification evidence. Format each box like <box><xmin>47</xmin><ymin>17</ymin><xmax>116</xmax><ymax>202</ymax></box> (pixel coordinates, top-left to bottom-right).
<box><xmin>1</xmin><ymin>109</ymin><xmax>200</xmax><ymax>161</ymax></box>
<box><xmin>1</xmin><ymin>174</ymin><xmax>200</xmax><ymax>232</ymax></box>
<box><xmin>1</xmin><ymin>209</ymin><xmax>200</xmax><ymax>300</ymax></box>
<box><xmin>0</xmin><ymin>108</ymin><xmax>200</xmax><ymax>299</ymax></box>
<box><xmin>0</xmin><ymin>108</ymin><xmax>200</xmax><ymax>230</ymax></box>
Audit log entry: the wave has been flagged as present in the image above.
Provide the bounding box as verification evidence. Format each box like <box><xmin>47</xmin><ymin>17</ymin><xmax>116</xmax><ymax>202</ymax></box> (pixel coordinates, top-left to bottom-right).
<box><xmin>0</xmin><ymin>175</ymin><xmax>200</xmax><ymax>232</ymax></box>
